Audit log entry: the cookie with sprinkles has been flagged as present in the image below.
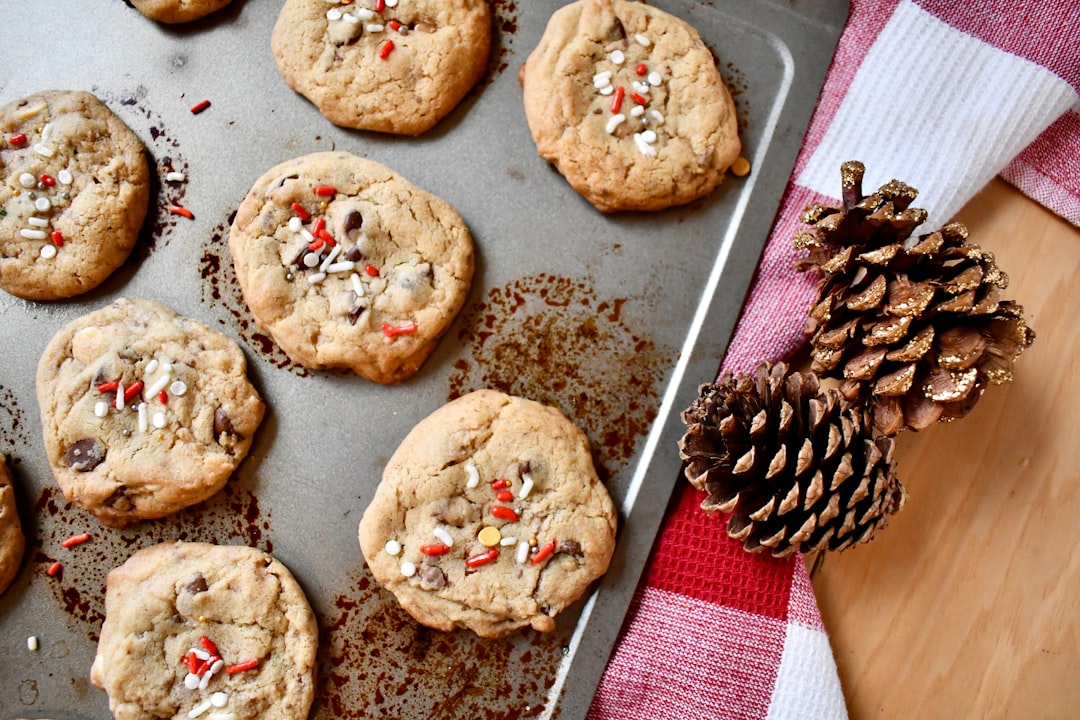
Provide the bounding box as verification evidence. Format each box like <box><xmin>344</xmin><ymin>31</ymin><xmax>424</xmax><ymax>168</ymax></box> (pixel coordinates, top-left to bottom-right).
<box><xmin>520</xmin><ymin>0</ymin><xmax>741</xmax><ymax>212</ymax></box>
<box><xmin>228</xmin><ymin>151</ymin><xmax>474</xmax><ymax>384</ymax></box>
<box><xmin>0</xmin><ymin>455</ymin><xmax>25</xmax><ymax>595</ymax></box>
<box><xmin>35</xmin><ymin>298</ymin><xmax>265</xmax><ymax>528</ymax></box>
<box><xmin>131</xmin><ymin>0</ymin><xmax>232</xmax><ymax>23</ymax></box>
<box><xmin>91</xmin><ymin>541</ymin><xmax>318</xmax><ymax>719</ymax></box>
<box><xmin>358</xmin><ymin>389</ymin><xmax>617</xmax><ymax>638</ymax></box>
<box><xmin>270</xmin><ymin>0</ymin><xmax>491</xmax><ymax>135</ymax></box>
<box><xmin>0</xmin><ymin>90</ymin><xmax>150</xmax><ymax>300</ymax></box>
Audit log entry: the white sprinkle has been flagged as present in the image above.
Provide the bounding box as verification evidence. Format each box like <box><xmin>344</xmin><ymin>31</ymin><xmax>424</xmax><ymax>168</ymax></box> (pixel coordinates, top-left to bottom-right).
<box><xmin>630</xmin><ymin>105</ymin><xmax>646</xmax><ymax>118</ymax></box>
<box><xmin>433</xmin><ymin>526</ymin><xmax>454</xmax><ymax>547</ymax></box>
<box><xmin>211</xmin><ymin>692</ymin><xmax>228</xmax><ymax>708</ymax></box>
<box><xmin>384</xmin><ymin>539</ymin><xmax>402</xmax><ymax>556</ymax></box>
<box><xmin>20</xmin><ymin>228</ymin><xmax>47</xmax><ymax>240</ymax></box>
<box><xmin>115</xmin><ymin>381</ymin><xmax>125</xmax><ymax>411</ymax></box>
<box><xmin>633</xmin><ymin>81</ymin><xmax>650</xmax><ymax>95</ymax></box>
<box><xmin>519</xmin><ymin>474</ymin><xmax>535</xmax><ymax>499</ymax></box>
<box><xmin>189</xmin><ymin>699</ymin><xmax>213</xmax><ymax>718</ymax></box>
<box><xmin>599</xmin><ymin>85</ymin><xmax>615</xmax><ymax>96</ymax></box>
<box><xmin>288</xmin><ymin>217</ymin><xmax>303</xmax><ymax>232</ymax></box>
<box><xmin>633</xmin><ymin>132</ymin><xmax>657</xmax><ymax>156</ymax></box>
<box><xmin>647</xmin><ymin>71</ymin><xmax>662</xmax><ymax>87</ymax></box>
<box><xmin>610</xmin><ymin>50</ymin><xmax>625</xmax><ymax>65</ymax></box>
<box><xmin>400</xmin><ymin>561</ymin><xmax>417</xmax><ymax>578</ymax></box>
<box><xmin>366</xmin><ymin>23</ymin><xmax>384</xmax><ymax>32</ymax></box>
<box><xmin>355</xmin><ymin>7</ymin><xmax>375</xmax><ymax>19</ymax></box>
<box><xmin>27</xmin><ymin>636</ymin><xmax>38</xmax><ymax>651</ymax></box>
<box><xmin>41</xmin><ymin>123</ymin><xmax>55</xmax><ymax>142</ymax></box>
<box><xmin>465</xmin><ymin>462</ymin><xmax>480</xmax><ymax>489</ymax></box>
<box><xmin>160</xmin><ymin>360</ymin><xmax>173</xmax><ymax>373</ymax></box>
<box><xmin>94</xmin><ymin>400</ymin><xmax>109</xmax><ymax>418</ymax></box>
<box><xmin>592</xmin><ymin>70</ymin><xmax>612</xmax><ymax>88</ymax></box>
<box><xmin>641</xmin><ymin>129</ymin><xmax>657</xmax><ymax>143</ymax></box>
<box><xmin>146</xmin><ymin>359</ymin><xmax>159</xmax><ymax>375</ymax></box>
<box><xmin>300</xmin><ymin>228</ymin><xmax>315</xmax><ymax>242</ymax></box>
<box><xmin>191</xmin><ymin>647</ymin><xmax>211</xmax><ymax>661</ymax></box>
<box><xmin>35</xmin><ymin>197</ymin><xmax>51</xmax><ymax>212</ymax></box>
<box><xmin>386</xmin><ymin>0</ymin><xmax>398</xmax><ymax>6</ymax></box>
<box><xmin>170</xmin><ymin>380</ymin><xmax>188</xmax><ymax>396</ymax></box>
<box><xmin>307</xmin><ymin>271</ymin><xmax>327</xmax><ymax>284</ymax></box>
<box><xmin>138</xmin><ymin>403</ymin><xmax>148</xmax><ymax>433</ymax></box>
<box><xmin>208</xmin><ymin>658</ymin><xmax>224</xmax><ymax>677</ymax></box>
<box><xmin>635</xmin><ymin>33</ymin><xmax>651</xmax><ymax>47</ymax></box>
<box><xmin>153</xmin><ymin>412</ymin><xmax>167</xmax><ymax>429</ymax></box>
<box><xmin>500</xmin><ymin>536</ymin><xmax>517</xmax><ymax>547</ymax></box>
<box><xmin>39</xmin><ymin>244</ymin><xmax>57</xmax><ymax>259</ymax></box>
<box><xmin>516</xmin><ymin>541</ymin><xmax>530</xmax><ymax>564</ymax></box>
<box><xmin>199</xmin><ymin>671</ymin><xmax>212</xmax><ymax>691</ymax></box>
<box><xmin>327</xmin><ymin>7</ymin><xmax>342</xmax><ymax>19</ymax></box>
<box><xmin>58</xmin><ymin>169</ymin><xmax>73</xmax><ymax>185</ymax></box>
<box><xmin>184</xmin><ymin>673</ymin><xmax>200</xmax><ymax>690</ymax></box>
<box><xmin>33</xmin><ymin>143</ymin><xmax>55</xmax><ymax>158</ymax></box>
<box><xmin>326</xmin><ymin>261</ymin><xmax>355</xmax><ymax>274</ymax></box>
<box><xmin>303</xmin><ymin>252</ymin><xmax>321</xmax><ymax>268</ymax></box>
<box><xmin>648</xmin><ymin>109</ymin><xmax>665</xmax><ymax>125</ymax></box>
<box><xmin>350</xmin><ymin>273</ymin><xmax>366</xmax><ymax>298</ymax></box>
<box><xmin>28</xmin><ymin>216</ymin><xmax>48</xmax><ymax>227</ymax></box>
<box><xmin>605</xmin><ymin>113</ymin><xmax>626</xmax><ymax>134</ymax></box>
<box><xmin>319</xmin><ymin>243</ymin><xmax>343</xmax><ymax>272</ymax></box>
<box><xmin>19</xmin><ymin>172</ymin><xmax>36</xmax><ymax>188</ymax></box>
<box><xmin>146</xmin><ymin>375</ymin><xmax>170</xmax><ymax>398</ymax></box>
<box><xmin>343</xmin><ymin>12</ymin><xmax>359</xmax><ymax>23</ymax></box>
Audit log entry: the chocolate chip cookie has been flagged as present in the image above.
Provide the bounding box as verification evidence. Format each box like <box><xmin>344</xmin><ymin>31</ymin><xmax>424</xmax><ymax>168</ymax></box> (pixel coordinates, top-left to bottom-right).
<box><xmin>0</xmin><ymin>455</ymin><xmax>24</xmax><ymax>595</ymax></box>
<box><xmin>36</xmin><ymin>298</ymin><xmax>265</xmax><ymax>527</ymax></box>
<box><xmin>358</xmin><ymin>389</ymin><xmax>618</xmax><ymax>638</ymax></box>
<box><xmin>521</xmin><ymin>0</ymin><xmax>741</xmax><ymax>212</ymax></box>
<box><xmin>271</xmin><ymin>0</ymin><xmax>491</xmax><ymax>135</ymax></box>
<box><xmin>91</xmin><ymin>541</ymin><xmax>318</xmax><ymax>719</ymax></box>
<box><xmin>131</xmin><ymin>0</ymin><xmax>232</xmax><ymax>23</ymax></box>
<box><xmin>1</xmin><ymin>90</ymin><xmax>149</xmax><ymax>300</ymax></box>
<box><xmin>228</xmin><ymin>151</ymin><xmax>474</xmax><ymax>384</ymax></box>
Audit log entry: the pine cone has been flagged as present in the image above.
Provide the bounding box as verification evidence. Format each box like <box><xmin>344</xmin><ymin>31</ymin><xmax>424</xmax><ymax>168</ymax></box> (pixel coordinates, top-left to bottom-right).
<box><xmin>795</xmin><ymin>161</ymin><xmax>1035</xmax><ymax>435</ymax></box>
<box><xmin>678</xmin><ymin>362</ymin><xmax>905</xmax><ymax>556</ymax></box>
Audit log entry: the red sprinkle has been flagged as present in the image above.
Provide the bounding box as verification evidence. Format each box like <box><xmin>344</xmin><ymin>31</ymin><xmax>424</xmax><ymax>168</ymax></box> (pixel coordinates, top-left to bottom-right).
<box><xmin>419</xmin><ymin>543</ymin><xmax>451</xmax><ymax>556</ymax></box>
<box><xmin>636</xmin><ymin>63</ymin><xmax>647</xmax><ymax>76</ymax></box>
<box><xmin>314</xmin><ymin>185</ymin><xmax>336</xmax><ymax>197</ymax></box>
<box><xmin>307</xmin><ymin>238</ymin><xmax>325</xmax><ymax>252</ymax></box>
<box><xmin>97</xmin><ymin>381</ymin><xmax>119</xmax><ymax>393</ymax></box>
<box><xmin>388</xmin><ymin>19</ymin><xmax>402</xmax><ymax>31</ymax></box>
<box><xmin>364</xmin><ymin>264</ymin><xmax>379</xmax><ymax>277</ymax></box>
<box><xmin>490</xmin><ymin>505</ymin><xmax>519</xmax><ymax>522</ymax></box>
<box><xmin>381</xmin><ymin>321</ymin><xmax>418</xmax><ymax>338</ymax></box>
<box><xmin>316</xmin><ymin>228</ymin><xmax>336</xmax><ymax>246</ymax></box>
<box><xmin>374</xmin><ymin>0</ymin><xmax>385</xmax><ymax>10</ymax></box>
<box><xmin>40</xmin><ymin>174</ymin><xmax>56</xmax><ymax>187</ymax></box>
<box><xmin>190</xmin><ymin>99</ymin><xmax>211</xmax><ymax>114</ymax></box>
<box><xmin>490</xmin><ymin>478</ymin><xmax>510</xmax><ymax>490</ymax></box>
<box><xmin>531</xmin><ymin>539</ymin><xmax>557</xmax><ymax>565</ymax></box>
<box><xmin>51</xmin><ymin>230</ymin><xmax>64</xmax><ymax>247</ymax></box>
<box><xmin>496</xmin><ymin>490</ymin><xmax>513</xmax><ymax>502</ymax></box>
<box><xmin>200</xmin><ymin>636</ymin><xmax>220</xmax><ymax>656</ymax></box>
<box><xmin>611</xmin><ymin>86</ymin><xmax>625</xmax><ymax>114</ymax></box>
<box><xmin>159</xmin><ymin>390</ymin><xmax>168</xmax><ymax>404</ymax></box>
<box><xmin>466</xmin><ymin>548</ymin><xmax>499</xmax><ymax>568</ymax></box>
<box><xmin>46</xmin><ymin>562</ymin><xmax>61</xmax><ymax>577</ymax></box>
<box><xmin>226</xmin><ymin>659</ymin><xmax>259</xmax><ymax>675</ymax></box>
<box><xmin>291</xmin><ymin>202</ymin><xmax>310</xmax><ymax>221</ymax></box>
<box><xmin>123</xmin><ymin>380</ymin><xmax>144</xmax><ymax>404</ymax></box>
<box><xmin>168</xmin><ymin>205</ymin><xmax>194</xmax><ymax>220</ymax></box>
<box><xmin>184</xmin><ymin>650</ymin><xmax>199</xmax><ymax>673</ymax></box>
<box><xmin>8</xmin><ymin>133</ymin><xmax>28</xmax><ymax>146</ymax></box>
<box><xmin>194</xmin><ymin>657</ymin><xmax>211</xmax><ymax>676</ymax></box>
<box><xmin>379</xmin><ymin>40</ymin><xmax>395</xmax><ymax>60</ymax></box>
<box><xmin>312</xmin><ymin>217</ymin><xmax>326</xmax><ymax>236</ymax></box>
<box><xmin>630</xmin><ymin>92</ymin><xmax>648</xmax><ymax>105</ymax></box>
<box><xmin>61</xmin><ymin>533</ymin><xmax>91</xmax><ymax>548</ymax></box>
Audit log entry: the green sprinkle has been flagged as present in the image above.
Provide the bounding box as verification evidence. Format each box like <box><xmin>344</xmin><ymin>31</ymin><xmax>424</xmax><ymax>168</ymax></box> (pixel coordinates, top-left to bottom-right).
<box><xmin>0</xmin><ymin>209</ymin><xmax>7</xmax><ymax>216</ymax></box>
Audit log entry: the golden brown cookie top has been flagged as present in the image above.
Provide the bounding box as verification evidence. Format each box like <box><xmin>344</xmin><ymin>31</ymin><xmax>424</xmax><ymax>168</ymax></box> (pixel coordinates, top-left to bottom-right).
<box><xmin>131</xmin><ymin>0</ymin><xmax>232</xmax><ymax>23</ymax></box>
<box><xmin>0</xmin><ymin>456</ymin><xmax>25</xmax><ymax>596</ymax></box>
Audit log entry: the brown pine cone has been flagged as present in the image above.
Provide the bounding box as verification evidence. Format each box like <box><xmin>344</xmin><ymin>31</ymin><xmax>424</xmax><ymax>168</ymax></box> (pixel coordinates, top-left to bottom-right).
<box><xmin>678</xmin><ymin>362</ymin><xmax>905</xmax><ymax>556</ymax></box>
<box><xmin>795</xmin><ymin>161</ymin><xmax>1035</xmax><ymax>435</ymax></box>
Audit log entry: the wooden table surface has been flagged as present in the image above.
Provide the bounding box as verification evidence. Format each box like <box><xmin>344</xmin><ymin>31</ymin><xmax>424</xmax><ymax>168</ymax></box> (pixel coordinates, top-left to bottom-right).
<box><xmin>811</xmin><ymin>178</ymin><xmax>1080</xmax><ymax>719</ymax></box>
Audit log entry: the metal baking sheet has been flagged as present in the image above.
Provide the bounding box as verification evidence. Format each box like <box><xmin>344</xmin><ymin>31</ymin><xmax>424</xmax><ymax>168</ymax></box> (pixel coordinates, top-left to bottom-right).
<box><xmin>0</xmin><ymin>0</ymin><xmax>845</xmax><ymax>717</ymax></box>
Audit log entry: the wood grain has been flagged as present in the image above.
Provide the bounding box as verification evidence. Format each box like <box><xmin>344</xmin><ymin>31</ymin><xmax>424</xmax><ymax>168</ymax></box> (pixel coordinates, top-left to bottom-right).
<box><xmin>811</xmin><ymin>178</ymin><xmax>1080</xmax><ymax>720</ymax></box>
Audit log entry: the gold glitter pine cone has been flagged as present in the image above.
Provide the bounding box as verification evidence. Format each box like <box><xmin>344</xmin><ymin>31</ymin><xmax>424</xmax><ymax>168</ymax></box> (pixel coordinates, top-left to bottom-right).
<box><xmin>795</xmin><ymin>161</ymin><xmax>1035</xmax><ymax>435</ymax></box>
<box><xmin>678</xmin><ymin>362</ymin><xmax>906</xmax><ymax>557</ymax></box>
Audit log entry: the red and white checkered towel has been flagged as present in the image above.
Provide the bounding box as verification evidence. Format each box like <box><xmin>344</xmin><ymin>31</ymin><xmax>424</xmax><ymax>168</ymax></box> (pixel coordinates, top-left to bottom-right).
<box><xmin>589</xmin><ymin>2</ymin><xmax>1080</xmax><ymax>718</ymax></box>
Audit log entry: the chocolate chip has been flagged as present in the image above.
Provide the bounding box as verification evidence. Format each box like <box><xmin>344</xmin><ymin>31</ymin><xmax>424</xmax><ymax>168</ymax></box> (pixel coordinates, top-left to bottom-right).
<box><xmin>343</xmin><ymin>210</ymin><xmax>364</xmax><ymax>233</ymax></box>
<box><xmin>184</xmin><ymin>573</ymin><xmax>208</xmax><ymax>594</ymax></box>
<box><xmin>290</xmin><ymin>245</ymin><xmax>310</xmax><ymax>267</ymax></box>
<box><xmin>65</xmin><ymin>439</ymin><xmax>105</xmax><ymax>472</ymax></box>
<box><xmin>608</xmin><ymin>16</ymin><xmax>626</xmax><ymax>40</ymax></box>
<box><xmin>518</xmin><ymin>460</ymin><xmax>531</xmax><ymax>476</ymax></box>
<box><xmin>214</xmin><ymin>407</ymin><xmax>238</xmax><ymax>439</ymax></box>
<box><xmin>556</xmin><ymin>540</ymin><xmax>583</xmax><ymax>557</ymax></box>
<box><xmin>348</xmin><ymin>305</ymin><xmax>366</xmax><ymax>325</ymax></box>
<box><xmin>432</xmin><ymin>496</ymin><xmax>478</xmax><ymax>527</ymax></box>
<box><xmin>343</xmin><ymin>245</ymin><xmax>364</xmax><ymax>262</ymax></box>
<box><xmin>419</xmin><ymin>565</ymin><xmax>447</xmax><ymax>590</ymax></box>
